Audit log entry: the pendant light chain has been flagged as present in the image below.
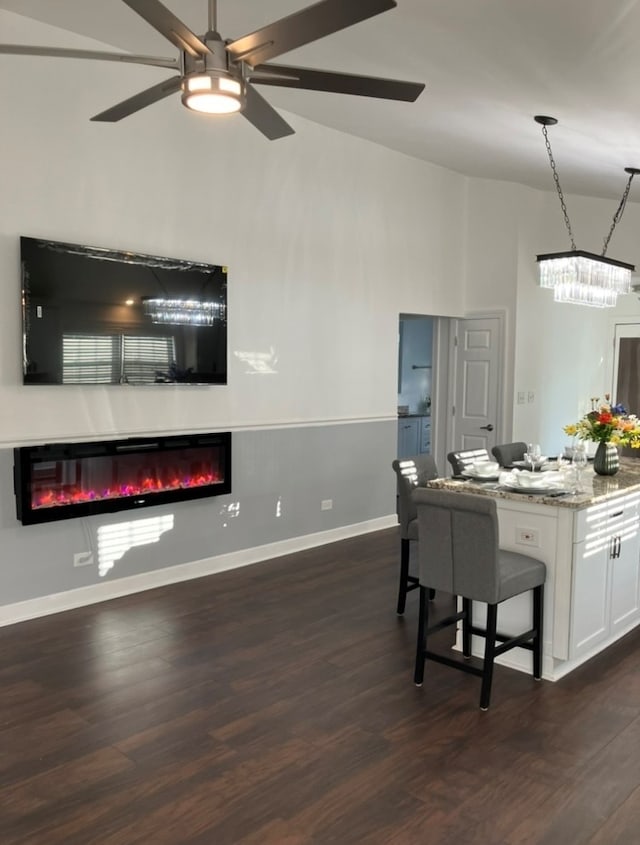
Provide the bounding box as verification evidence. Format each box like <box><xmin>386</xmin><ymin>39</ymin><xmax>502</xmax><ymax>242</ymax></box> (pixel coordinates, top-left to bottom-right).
<box><xmin>541</xmin><ymin>122</ymin><xmax>577</xmax><ymax>251</ymax></box>
<box><xmin>602</xmin><ymin>169</ymin><xmax>636</xmax><ymax>257</ymax></box>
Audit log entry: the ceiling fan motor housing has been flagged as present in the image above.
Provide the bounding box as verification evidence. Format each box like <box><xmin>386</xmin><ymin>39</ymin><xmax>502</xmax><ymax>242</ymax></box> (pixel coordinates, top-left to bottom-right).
<box><xmin>181</xmin><ymin>33</ymin><xmax>246</xmax><ymax>114</ymax></box>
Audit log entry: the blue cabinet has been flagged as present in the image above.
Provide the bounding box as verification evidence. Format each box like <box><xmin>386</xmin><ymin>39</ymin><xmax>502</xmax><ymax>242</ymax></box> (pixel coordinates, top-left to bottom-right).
<box><xmin>397</xmin><ymin>416</ymin><xmax>431</xmax><ymax>458</ymax></box>
<box><xmin>420</xmin><ymin>417</ymin><xmax>431</xmax><ymax>453</ymax></box>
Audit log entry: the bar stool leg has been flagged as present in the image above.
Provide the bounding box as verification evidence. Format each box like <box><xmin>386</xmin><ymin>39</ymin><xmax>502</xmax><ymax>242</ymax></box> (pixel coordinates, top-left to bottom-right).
<box><xmin>397</xmin><ymin>538</ymin><xmax>410</xmax><ymax>615</ymax></box>
<box><xmin>414</xmin><ymin>586</ymin><xmax>428</xmax><ymax>686</ymax></box>
<box><xmin>462</xmin><ymin>597</ymin><xmax>472</xmax><ymax>658</ymax></box>
<box><xmin>480</xmin><ymin>603</ymin><xmax>498</xmax><ymax>710</ymax></box>
<box><xmin>533</xmin><ymin>585</ymin><xmax>544</xmax><ymax>680</ymax></box>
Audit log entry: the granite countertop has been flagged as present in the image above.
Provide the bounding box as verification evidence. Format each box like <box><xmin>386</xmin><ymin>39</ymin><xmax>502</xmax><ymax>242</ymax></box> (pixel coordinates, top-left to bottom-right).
<box><xmin>427</xmin><ymin>458</ymin><xmax>640</xmax><ymax>509</ymax></box>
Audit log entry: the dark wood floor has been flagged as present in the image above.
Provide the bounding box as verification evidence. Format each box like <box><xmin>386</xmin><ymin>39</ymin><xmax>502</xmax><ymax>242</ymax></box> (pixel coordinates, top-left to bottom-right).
<box><xmin>1</xmin><ymin>527</ymin><xmax>639</xmax><ymax>844</ymax></box>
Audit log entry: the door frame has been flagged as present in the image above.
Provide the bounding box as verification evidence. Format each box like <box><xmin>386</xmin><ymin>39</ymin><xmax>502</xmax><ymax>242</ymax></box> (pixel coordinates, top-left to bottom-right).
<box><xmin>608</xmin><ymin>320</ymin><xmax>640</xmax><ymax>400</ymax></box>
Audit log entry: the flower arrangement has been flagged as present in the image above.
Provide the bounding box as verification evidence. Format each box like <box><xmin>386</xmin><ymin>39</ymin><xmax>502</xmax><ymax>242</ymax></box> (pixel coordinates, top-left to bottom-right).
<box><xmin>564</xmin><ymin>394</ymin><xmax>640</xmax><ymax>448</ymax></box>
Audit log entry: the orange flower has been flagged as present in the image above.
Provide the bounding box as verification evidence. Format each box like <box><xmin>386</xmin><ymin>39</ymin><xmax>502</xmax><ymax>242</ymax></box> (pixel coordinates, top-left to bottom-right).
<box><xmin>598</xmin><ymin>412</ymin><xmax>613</xmax><ymax>424</ymax></box>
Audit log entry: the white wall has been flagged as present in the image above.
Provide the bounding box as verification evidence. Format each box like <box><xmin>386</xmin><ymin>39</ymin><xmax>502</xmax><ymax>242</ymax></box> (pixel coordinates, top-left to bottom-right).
<box><xmin>0</xmin><ymin>10</ymin><xmax>468</xmax><ymax>620</ymax></box>
<box><xmin>514</xmin><ymin>189</ymin><xmax>640</xmax><ymax>454</ymax></box>
<box><xmin>0</xmin><ymin>11</ymin><xmax>467</xmax><ymax>448</ymax></box>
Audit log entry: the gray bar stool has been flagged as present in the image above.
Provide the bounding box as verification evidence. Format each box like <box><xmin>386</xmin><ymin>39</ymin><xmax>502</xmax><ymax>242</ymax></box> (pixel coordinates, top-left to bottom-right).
<box><xmin>446</xmin><ymin>448</ymin><xmax>490</xmax><ymax>476</ymax></box>
<box><xmin>491</xmin><ymin>441</ymin><xmax>527</xmax><ymax>467</ymax></box>
<box><xmin>412</xmin><ymin>487</ymin><xmax>546</xmax><ymax>710</ymax></box>
<box><xmin>391</xmin><ymin>455</ymin><xmax>439</xmax><ymax>614</ymax></box>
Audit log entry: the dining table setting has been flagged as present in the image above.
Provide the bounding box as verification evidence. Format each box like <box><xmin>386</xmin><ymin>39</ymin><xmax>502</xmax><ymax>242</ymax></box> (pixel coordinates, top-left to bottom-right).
<box><xmin>459</xmin><ymin>443</ymin><xmax>588</xmax><ymax>497</ymax></box>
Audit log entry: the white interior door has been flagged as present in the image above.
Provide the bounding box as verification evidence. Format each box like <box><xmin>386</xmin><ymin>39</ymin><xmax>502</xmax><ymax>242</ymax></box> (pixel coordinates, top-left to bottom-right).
<box><xmin>451</xmin><ymin>316</ymin><xmax>502</xmax><ymax>452</ymax></box>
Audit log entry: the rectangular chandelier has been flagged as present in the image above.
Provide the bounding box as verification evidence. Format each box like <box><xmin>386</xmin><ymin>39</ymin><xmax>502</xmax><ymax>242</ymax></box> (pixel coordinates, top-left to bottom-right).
<box><xmin>142</xmin><ymin>297</ymin><xmax>226</xmax><ymax>325</ymax></box>
<box><xmin>537</xmin><ymin>250</ymin><xmax>634</xmax><ymax>308</ymax></box>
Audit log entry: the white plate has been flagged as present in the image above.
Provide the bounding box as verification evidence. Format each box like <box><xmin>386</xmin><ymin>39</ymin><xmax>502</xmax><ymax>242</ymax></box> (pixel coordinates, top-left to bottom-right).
<box><xmin>501</xmin><ymin>483</ymin><xmax>566</xmax><ymax>495</ymax></box>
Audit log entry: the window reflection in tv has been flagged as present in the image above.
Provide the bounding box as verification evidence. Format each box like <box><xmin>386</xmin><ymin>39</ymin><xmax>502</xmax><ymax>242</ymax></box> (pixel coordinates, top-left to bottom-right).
<box><xmin>21</xmin><ymin>236</ymin><xmax>227</xmax><ymax>385</ymax></box>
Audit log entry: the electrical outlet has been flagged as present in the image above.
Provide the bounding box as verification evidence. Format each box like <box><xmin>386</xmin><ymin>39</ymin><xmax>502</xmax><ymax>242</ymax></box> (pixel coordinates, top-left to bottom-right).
<box><xmin>528</xmin><ymin>391</ymin><xmax>536</xmax><ymax>403</ymax></box>
<box><xmin>321</xmin><ymin>499</ymin><xmax>333</xmax><ymax>511</ymax></box>
<box><xmin>73</xmin><ymin>551</ymin><xmax>94</xmax><ymax>567</ymax></box>
<box><xmin>517</xmin><ymin>527</ymin><xmax>539</xmax><ymax>547</ymax></box>
<box><xmin>517</xmin><ymin>391</ymin><xmax>526</xmax><ymax>405</ymax></box>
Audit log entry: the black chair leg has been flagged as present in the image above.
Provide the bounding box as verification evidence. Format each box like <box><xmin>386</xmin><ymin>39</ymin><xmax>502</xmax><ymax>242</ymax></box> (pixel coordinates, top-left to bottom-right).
<box><xmin>462</xmin><ymin>597</ymin><xmax>472</xmax><ymax>658</ymax></box>
<box><xmin>396</xmin><ymin>538</ymin><xmax>410</xmax><ymax>615</ymax></box>
<box><xmin>533</xmin><ymin>585</ymin><xmax>544</xmax><ymax>680</ymax></box>
<box><xmin>480</xmin><ymin>603</ymin><xmax>498</xmax><ymax>710</ymax></box>
<box><xmin>414</xmin><ymin>586</ymin><xmax>429</xmax><ymax>686</ymax></box>
<box><xmin>428</xmin><ymin>588</ymin><xmax>436</xmax><ymax>601</ymax></box>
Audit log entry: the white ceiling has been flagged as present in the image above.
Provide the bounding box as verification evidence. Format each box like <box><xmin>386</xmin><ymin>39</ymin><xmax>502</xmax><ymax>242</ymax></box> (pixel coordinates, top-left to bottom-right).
<box><xmin>3</xmin><ymin>0</ymin><xmax>640</xmax><ymax>201</ymax></box>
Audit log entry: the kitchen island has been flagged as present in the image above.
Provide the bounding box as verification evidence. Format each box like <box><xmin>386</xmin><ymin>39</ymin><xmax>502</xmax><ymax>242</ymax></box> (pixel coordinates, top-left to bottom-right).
<box><xmin>427</xmin><ymin>459</ymin><xmax>640</xmax><ymax>680</ymax></box>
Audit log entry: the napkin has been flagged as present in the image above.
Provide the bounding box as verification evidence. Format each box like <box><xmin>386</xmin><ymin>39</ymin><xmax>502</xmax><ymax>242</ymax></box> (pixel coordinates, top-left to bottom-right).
<box><xmin>499</xmin><ymin>469</ymin><xmax>566</xmax><ymax>489</ymax></box>
<box><xmin>469</xmin><ymin>461</ymin><xmax>499</xmax><ymax>476</ymax></box>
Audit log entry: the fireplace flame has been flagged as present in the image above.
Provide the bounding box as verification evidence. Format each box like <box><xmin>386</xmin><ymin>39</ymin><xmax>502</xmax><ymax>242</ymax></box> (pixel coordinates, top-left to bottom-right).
<box><xmin>33</xmin><ymin>471</ymin><xmax>222</xmax><ymax>510</ymax></box>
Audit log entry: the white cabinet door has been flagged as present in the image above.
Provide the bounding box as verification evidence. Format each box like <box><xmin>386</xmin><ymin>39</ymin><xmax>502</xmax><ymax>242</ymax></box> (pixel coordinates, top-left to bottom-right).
<box><xmin>570</xmin><ymin>494</ymin><xmax>640</xmax><ymax>658</ymax></box>
<box><xmin>610</xmin><ymin>519</ymin><xmax>640</xmax><ymax>635</ymax></box>
<box><xmin>570</xmin><ymin>540</ymin><xmax>609</xmax><ymax>659</ymax></box>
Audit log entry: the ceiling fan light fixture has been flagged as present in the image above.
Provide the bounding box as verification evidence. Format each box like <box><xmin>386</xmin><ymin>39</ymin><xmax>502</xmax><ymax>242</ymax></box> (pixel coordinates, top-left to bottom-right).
<box><xmin>182</xmin><ymin>73</ymin><xmax>244</xmax><ymax>114</ymax></box>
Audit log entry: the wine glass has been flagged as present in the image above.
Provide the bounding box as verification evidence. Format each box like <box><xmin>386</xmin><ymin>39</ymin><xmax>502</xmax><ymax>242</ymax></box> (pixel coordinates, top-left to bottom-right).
<box><xmin>526</xmin><ymin>442</ymin><xmax>542</xmax><ymax>471</ymax></box>
<box><xmin>572</xmin><ymin>442</ymin><xmax>588</xmax><ymax>491</ymax></box>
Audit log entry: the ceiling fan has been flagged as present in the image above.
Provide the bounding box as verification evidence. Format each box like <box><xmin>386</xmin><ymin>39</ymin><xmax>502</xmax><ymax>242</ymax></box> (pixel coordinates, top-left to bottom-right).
<box><xmin>0</xmin><ymin>0</ymin><xmax>425</xmax><ymax>139</ymax></box>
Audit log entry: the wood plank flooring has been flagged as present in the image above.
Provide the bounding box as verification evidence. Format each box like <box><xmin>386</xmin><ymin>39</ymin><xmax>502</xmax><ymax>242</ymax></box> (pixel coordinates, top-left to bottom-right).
<box><xmin>1</xmin><ymin>527</ymin><xmax>639</xmax><ymax>844</ymax></box>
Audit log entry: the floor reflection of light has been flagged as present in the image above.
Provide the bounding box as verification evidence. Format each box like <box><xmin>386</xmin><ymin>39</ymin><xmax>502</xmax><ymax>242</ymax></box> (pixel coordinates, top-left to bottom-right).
<box><xmin>233</xmin><ymin>346</ymin><xmax>278</xmax><ymax>374</ymax></box>
<box><xmin>97</xmin><ymin>514</ymin><xmax>174</xmax><ymax>577</ymax></box>
<box><xmin>220</xmin><ymin>501</ymin><xmax>240</xmax><ymax>528</ymax></box>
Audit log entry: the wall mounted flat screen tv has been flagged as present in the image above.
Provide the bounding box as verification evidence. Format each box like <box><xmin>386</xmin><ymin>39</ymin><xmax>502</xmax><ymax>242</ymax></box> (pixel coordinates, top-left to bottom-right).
<box><xmin>21</xmin><ymin>236</ymin><xmax>227</xmax><ymax>385</ymax></box>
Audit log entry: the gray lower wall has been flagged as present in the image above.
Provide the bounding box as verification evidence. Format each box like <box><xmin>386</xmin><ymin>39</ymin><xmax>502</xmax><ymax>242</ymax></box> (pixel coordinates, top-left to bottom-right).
<box><xmin>0</xmin><ymin>420</ymin><xmax>397</xmax><ymax>608</ymax></box>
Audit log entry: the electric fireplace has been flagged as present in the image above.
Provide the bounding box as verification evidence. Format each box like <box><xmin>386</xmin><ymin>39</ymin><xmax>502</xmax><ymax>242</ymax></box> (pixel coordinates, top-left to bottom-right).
<box><xmin>14</xmin><ymin>432</ymin><xmax>231</xmax><ymax>525</ymax></box>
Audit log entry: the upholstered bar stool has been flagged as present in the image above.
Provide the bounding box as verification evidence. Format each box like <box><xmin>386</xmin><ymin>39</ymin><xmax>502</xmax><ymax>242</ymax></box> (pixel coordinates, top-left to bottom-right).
<box><xmin>492</xmin><ymin>441</ymin><xmax>527</xmax><ymax>467</ymax></box>
<box><xmin>412</xmin><ymin>487</ymin><xmax>546</xmax><ymax>710</ymax></box>
<box><xmin>446</xmin><ymin>448</ymin><xmax>490</xmax><ymax>476</ymax></box>
<box><xmin>391</xmin><ymin>455</ymin><xmax>439</xmax><ymax>614</ymax></box>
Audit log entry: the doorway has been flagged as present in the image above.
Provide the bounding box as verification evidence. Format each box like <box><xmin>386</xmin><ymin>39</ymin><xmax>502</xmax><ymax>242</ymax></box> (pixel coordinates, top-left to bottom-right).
<box><xmin>612</xmin><ymin>323</ymin><xmax>640</xmax><ymax>411</ymax></box>
<box><xmin>395</xmin><ymin>312</ymin><xmax>504</xmax><ymax>474</ymax></box>
<box><xmin>397</xmin><ymin>315</ymin><xmax>435</xmax><ymax>460</ymax></box>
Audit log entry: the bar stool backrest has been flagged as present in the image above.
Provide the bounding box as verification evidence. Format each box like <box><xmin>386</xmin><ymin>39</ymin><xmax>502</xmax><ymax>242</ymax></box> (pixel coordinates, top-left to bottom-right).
<box><xmin>446</xmin><ymin>448</ymin><xmax>491</xmax><ymax>476</ymax></box>
<box><xmin>412</xmin><ymin>487</ymin><xmax>501</xmax><ymax>603</ymax></box>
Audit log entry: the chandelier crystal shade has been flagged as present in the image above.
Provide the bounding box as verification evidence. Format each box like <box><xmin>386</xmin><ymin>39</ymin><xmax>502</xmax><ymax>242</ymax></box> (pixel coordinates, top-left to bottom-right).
<box><xmin>537</xmin><ymin>249</ymin><xmax>633</xmax><ymax>307</ymax></box>
<box><xmin>534</xmin><ymin>116</ymin><xmax>637</xmax><ymax>308</ymax></box>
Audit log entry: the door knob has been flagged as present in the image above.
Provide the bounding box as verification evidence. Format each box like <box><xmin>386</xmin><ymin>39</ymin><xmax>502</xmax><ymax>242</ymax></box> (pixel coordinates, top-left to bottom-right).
<box><xmin>480</xmin><ymin>424</ymin><xmax>494</xmax><ymax>432</ymax></box>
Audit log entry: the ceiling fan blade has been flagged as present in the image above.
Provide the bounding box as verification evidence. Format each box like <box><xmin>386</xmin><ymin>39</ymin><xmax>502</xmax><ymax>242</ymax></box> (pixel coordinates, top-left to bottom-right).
<box><xmin>91</xmin><ymin>75</ymin><xmax>182</xmax><ymax>122</ymax></box>
<box><xmin>0</xmin><ymin>44</ymin><xmax>178</xmax><ymax>69</ymax></box>
<box><xmin>122</xmin><ymin>0</ymin><xmax>210</xmax><ymax>58</ymax></box>
<box><xmin>251</xmin><ymin>63</ymin><xmax>425</xmax><ymax>102</ymax></box>
<box><xmin>227</xmin><ymin>0</ymin><xmax>396</xmax><ymax>67</ymax></box>
<box><xmin>242</xmin><ymin>84</ymin><xmax>295</xmax><ymax>140</ymax></box>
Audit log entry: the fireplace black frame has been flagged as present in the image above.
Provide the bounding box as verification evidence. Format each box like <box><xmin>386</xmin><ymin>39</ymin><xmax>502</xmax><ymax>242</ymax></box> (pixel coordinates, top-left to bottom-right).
<box><xmin>14</xmin><ymin>432</ymin><xmax>231</xmax><ymax>525</ymax></box>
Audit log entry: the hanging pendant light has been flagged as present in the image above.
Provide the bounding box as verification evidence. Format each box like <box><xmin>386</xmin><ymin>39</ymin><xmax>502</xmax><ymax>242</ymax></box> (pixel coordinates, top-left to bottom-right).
<box><xmin>534</xmin><ymin>115</ymin><xmax>639</xmax><ymax>307</ymax></box>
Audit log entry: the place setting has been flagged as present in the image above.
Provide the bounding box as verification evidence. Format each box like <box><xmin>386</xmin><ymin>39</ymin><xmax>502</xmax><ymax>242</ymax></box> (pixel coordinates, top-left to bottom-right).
<box><xmin>460</xmin><ymin>444</ymin><xmax>580</xmax><ymax>497</ymax></box>
<box><xmin>502</xmin><ymin>443</ymin><xmax>582</xmax><ymax>496</ymax></box>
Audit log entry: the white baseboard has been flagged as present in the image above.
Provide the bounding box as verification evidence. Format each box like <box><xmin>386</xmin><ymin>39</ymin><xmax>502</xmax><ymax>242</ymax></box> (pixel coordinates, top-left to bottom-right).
<box><xmin>0</xmin><ymin>515</ymin><xmax>397</xmax><ymax>628</ymax></box>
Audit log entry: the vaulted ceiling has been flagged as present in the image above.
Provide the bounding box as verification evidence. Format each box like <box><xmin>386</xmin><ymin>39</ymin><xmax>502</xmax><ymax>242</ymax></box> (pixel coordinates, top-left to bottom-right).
<box><xmin>3</xmin><ymin>0</ymin><xmax>640</xmax><ymax>202</ymax></box>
